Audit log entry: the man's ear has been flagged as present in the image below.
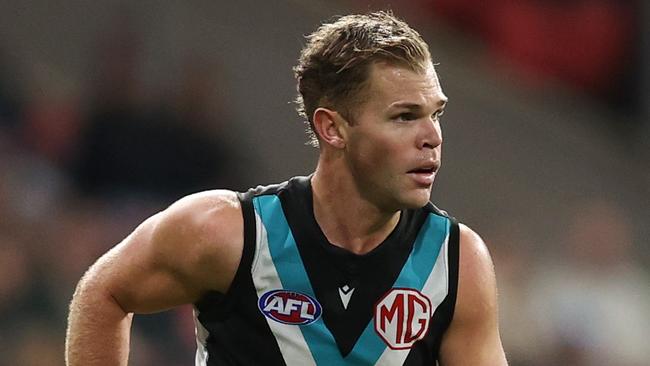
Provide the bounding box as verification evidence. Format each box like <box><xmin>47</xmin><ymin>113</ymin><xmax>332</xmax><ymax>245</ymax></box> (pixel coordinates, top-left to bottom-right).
<box><xmin>312</xmin><ymin>107</ymin><xmax>348</xmax><ymax>149</ymax></box>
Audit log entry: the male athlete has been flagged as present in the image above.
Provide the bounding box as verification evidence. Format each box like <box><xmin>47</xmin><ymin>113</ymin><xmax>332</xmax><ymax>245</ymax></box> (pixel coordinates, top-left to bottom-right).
<box><xmin>66</xmin><ymin>11</ymin><xmax>507</xmax><ymax>365</ymax></box>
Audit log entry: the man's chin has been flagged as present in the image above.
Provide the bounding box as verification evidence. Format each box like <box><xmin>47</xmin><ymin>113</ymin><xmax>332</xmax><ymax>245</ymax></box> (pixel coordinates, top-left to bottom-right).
<box><xmin>400</xmin><ymin>191</ymin><xmax>431</xmax><ymax>209</ymax></box>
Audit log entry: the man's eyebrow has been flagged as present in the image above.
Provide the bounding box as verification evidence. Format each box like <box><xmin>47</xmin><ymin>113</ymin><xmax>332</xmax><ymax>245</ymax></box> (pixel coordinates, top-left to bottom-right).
<box><xmin>389</xmin><ymin>99</ymin><xmax>448</xmax><ymax>110</ymax></box>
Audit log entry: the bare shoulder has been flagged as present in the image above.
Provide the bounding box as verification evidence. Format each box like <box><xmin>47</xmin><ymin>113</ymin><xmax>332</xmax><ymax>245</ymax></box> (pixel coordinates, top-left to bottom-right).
<box><xmin>157</xmin><ymin>189</ymin><xmax>242</xmax><ymax>247</ymax></box>
<box><xmin>438</xmin><ymin>223</ymin><xmax>507</xmax><ymax>365</ymax></box>
<box><xmin>457</xmin><ymin>223</ymin><xmax>497</xmax><ymax>307</ymax></box>
<box><xmin>151</xmin><ymin>189</ymin><xmax>244</xmax><ymax>292</ymax></box>
<box><xmin>89</xmin><ymin>189</ymin><xmax>245</xmax><ymax>314</ymax></box>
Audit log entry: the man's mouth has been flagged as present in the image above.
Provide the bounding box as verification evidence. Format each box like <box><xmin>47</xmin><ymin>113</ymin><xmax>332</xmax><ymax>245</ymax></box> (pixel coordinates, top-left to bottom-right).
<box><xmin>407</xmin><ymin>167</ymin><xmax>436</xmax><ymax>174</ymax></box>
<box><xmin>407</xmin><ymin>163</ymin><xmax>439</xmax><ymax>186</ymax></box>
<box><xmin>407</xmin><ymin>160</ymin><xmax>440</xmax><ymax>174</ymax></box>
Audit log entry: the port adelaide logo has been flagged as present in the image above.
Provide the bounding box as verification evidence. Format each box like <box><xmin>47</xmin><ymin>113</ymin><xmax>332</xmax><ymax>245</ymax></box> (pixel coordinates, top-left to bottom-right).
<box><xmin>258</xmin><ymin>289</ymin><xmax>322</xmax><ymax>325</ymax></box>
<box><xmin>374</xmin><ymin>288</ymin><xmax>432</xmax><ymax>349</ymax></box>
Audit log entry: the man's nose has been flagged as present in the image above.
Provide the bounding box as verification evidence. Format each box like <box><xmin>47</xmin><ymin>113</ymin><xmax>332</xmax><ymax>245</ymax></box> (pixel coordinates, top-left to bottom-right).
<box><xmin>418</xmin><ymin>117</ymin><xmax>443</xmax><ymax>149</ymax></box>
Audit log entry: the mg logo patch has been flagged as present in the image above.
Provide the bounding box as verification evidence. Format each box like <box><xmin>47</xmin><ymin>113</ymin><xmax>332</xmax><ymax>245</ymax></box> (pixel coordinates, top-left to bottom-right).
<box><xmin>374</xmin><ymin>288</ymin><xmax>432</xmax><ymax>349</ymax></box>
<box><xmin>258</xmin><ymin>289</ymin><xmax>322</xmax><ymax>325</ymax></box>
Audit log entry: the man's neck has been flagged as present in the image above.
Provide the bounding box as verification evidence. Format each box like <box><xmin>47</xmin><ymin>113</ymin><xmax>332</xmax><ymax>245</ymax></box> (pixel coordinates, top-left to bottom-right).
<box><xmin>311</xmin><ymin>167</ymin><xmax>400</xmax><ymax>255</ymax></box>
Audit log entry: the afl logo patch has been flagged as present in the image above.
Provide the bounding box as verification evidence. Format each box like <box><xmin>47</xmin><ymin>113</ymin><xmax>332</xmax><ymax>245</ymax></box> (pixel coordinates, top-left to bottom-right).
<box><xmin>258</xmin><ymin>289</ymin><xmax>322</xmax><ymax>325</ymax></box>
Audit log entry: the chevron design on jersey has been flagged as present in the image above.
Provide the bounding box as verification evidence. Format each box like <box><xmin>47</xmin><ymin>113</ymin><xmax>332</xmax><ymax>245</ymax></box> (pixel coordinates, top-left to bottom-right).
<box><xmin>252</xmin><ymin>194</ymin><xmax>450</xmax><ymax>366</ymax></box>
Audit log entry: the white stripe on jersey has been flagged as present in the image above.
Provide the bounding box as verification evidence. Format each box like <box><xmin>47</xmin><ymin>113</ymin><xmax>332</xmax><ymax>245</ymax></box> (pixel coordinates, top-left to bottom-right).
<box><xmin>252</xmin><ymin>211</ymin><xmax>318</xmax><ymax>366</ymax></box>
<box><xmin>194</xmin><ymin>308</ymin><xmax>210</xmax><ymax>366</ymax></box>
<box><xmin>374</xmin><ymin>232</ymin><xmax>450</xmax><ymax>366</ymax></box>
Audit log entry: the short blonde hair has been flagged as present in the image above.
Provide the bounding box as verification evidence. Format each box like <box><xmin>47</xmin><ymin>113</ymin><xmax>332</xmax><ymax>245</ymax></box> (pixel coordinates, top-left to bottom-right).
<box><xmin>294</xmin><ymin>11</ymin><xmax>432</xmax><ymax>146</ymax></box>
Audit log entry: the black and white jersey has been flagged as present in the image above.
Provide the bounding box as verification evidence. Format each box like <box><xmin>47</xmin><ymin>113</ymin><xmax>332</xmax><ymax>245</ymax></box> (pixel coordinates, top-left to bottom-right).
<box><xmin>193</xmin><ymin>176</ymin><xmax>459</xmax><ymax>365</ymax></box>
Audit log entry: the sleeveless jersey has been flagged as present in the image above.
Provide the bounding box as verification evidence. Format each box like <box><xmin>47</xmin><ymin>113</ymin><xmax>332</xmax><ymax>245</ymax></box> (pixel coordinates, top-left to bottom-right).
<box><xmin>193</xmin><ymin>176</ymin><xmax>460</xmax><ymax>365</ymax></box>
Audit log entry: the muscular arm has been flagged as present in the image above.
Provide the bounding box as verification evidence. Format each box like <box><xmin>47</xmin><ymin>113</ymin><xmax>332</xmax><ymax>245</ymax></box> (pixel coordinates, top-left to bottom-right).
<box><xmin>65</xmin><ymin>190</ymin><xmax>243</xmax><ymax>365</ymax></box>
<box><xmin>438</xmin><ymin>224</ymin><xmax>508</xmax><ymax>365</ymax></box>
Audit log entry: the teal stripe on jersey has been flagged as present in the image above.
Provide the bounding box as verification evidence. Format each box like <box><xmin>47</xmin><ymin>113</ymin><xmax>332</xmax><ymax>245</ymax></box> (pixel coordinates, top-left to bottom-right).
<box><xmin>345</xmin><ymin>213</ymin><xmax>450</xmax><ymax>364</ymax></box>
<box><xmin>394</xmin><ymin>213</ymin><xmax>449</xmax><ymax>290</ymax></box>
<box><xmin>254</xmin><ymin>195</ymin><xmax>449</xmax><ymax>365</ymax></box>
<box><xmin>254</xmin><ymin>195</ymin><xmax>343</xmax><ymax>365</ymax></box>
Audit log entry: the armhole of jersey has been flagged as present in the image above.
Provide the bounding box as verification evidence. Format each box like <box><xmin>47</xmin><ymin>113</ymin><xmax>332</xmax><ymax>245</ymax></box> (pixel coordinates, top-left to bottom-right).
<box><xmin>194</xmin><ymin>192</ymin><xmax>257</xmax><ymax>318</ymax></box>
<box><xmin>446</xmin><ymin>219</ymin><xmax>460</xmax><ymax>324</ymax></box>
<box><xmin>228</xmin><ymin>192</ymin><xmax>257</xmax><ymax>301</ymax></box>
<box><xmin>429</xmin><ymin>217</ymin><xmax>460</xmax><ymax>360</ymax></box>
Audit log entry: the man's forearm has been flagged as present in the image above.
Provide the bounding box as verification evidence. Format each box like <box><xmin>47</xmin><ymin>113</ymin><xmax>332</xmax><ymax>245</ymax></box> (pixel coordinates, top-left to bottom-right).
<box><xmin>66</xmin><ymin>280</ymin><xmax>133</xmax><ymax>365</ymax></box>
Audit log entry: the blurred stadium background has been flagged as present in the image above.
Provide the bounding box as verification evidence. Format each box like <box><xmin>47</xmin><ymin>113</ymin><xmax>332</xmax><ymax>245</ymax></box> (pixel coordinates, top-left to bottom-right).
<box><xmin>0</xmin><ymin>0</ymin><xmax>648</xmax><ymax>365</ymax></box>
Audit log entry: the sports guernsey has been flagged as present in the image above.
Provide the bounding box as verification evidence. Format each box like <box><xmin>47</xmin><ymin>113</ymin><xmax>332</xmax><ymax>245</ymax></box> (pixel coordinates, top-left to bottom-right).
<box><xmin>193</xmin><ymin>176</ymin><xmax>460</xmax><ymax>365</ymax></box>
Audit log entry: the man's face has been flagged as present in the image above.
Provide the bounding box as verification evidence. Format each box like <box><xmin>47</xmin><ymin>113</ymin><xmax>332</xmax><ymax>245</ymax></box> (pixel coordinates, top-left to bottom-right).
<box><xmin>342</xmin><ymin>61</ymin><xmax>447</xmax><ymax>211</ymax></box>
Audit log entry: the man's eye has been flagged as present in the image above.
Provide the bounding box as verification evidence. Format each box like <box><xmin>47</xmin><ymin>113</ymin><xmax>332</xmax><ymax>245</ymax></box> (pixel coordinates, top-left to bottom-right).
<box><xmin>396</xmin><ymin>113</ymin><xmax>416</xmax><ymax>122</ymax></box>
<box><xmin>431</xmin><ymin>109</ymin><xmax>445</xmax><ymax>121</ymax></box>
